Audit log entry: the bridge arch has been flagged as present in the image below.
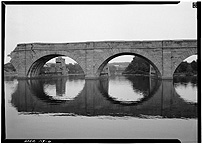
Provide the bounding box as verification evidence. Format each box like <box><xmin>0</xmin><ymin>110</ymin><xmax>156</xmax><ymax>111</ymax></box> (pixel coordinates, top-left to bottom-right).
<box><xmin>172</xmin><ymin>49</ymin><xmax>197</xmax><ymax>75</ymax></box>
<box><xmin>26</xmin><ymin>51</ymin><xmax>86</xmax><ymax>77</ymax></box>
<box><xmin>96</xmin><ymin>51</ymin><xmax>162</xmax><ymax>78</ymax></box>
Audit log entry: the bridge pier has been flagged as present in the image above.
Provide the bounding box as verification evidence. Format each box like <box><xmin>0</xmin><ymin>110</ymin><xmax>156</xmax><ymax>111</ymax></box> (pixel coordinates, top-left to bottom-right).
<box><xmin>162</xmin><ymin>76</ymin><xmax>173</xmax><ymax>79</ymax></box>
<box><xmin>162</xmin><ymin>49</ymin><xmax>173</xmax><ymax>79</ymax></box>
<box><xmin>85</xmin><ymin>75</ymin><xmax>100</xmax><ymax>79</ymax></box>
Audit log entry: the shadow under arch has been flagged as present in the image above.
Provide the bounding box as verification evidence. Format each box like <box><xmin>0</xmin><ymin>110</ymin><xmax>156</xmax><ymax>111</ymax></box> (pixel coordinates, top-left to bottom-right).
<box><xmin>96</xmin><ymin>52</ymin><xmax>162</xmax><ymax>78</ymax></box>
<box><xmin>27</xmin><ymin>54</ymin><xmax>84</xmax><ymax>77</ymax></box>
<box><xmin>98</xmin><ymin>76</ymin><xmax>162</xmax><ymax>106</ymax></box>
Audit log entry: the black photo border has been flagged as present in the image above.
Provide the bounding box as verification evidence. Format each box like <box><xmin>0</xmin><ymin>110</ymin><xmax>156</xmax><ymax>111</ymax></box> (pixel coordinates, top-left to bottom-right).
<box><xmin>1</xmin><ymin>1</ymin><xmax>200</xmax><ymax>143</ymax></box>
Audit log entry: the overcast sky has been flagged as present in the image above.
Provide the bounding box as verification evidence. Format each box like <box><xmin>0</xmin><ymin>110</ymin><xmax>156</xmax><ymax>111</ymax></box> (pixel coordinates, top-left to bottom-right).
<box><xmin>5</xmin><ymin>2</ymin><xmax>197</xmax><ymax>64</ymax></box>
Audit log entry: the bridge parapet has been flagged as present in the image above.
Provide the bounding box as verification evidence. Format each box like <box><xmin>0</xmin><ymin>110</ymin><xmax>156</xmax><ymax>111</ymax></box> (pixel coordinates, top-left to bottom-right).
<box><xmin>92</xmin><ymin>41</ymin><xmax>163</xmax><ymax>49</ymax></box>
<box><xmin>162</xmin><ymin>40</ymin><xmax>197</xmax><ymax>48</ymax></box>
<box><xmin>15</xmin><ymin>42</ymin><xmax>93</xmax><ymax>51</ymax></box>
<box><xmin>13</xmin><ymin>40</ymin><xmax>197</xmax><ymax>52</ymax></box>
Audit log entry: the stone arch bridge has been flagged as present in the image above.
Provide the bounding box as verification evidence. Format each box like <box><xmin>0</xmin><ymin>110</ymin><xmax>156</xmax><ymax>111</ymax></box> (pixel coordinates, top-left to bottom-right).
<box><xmin>9</xmin><ymin>40</ymin><xmax>197</xmax><ymax>79</ymax></box>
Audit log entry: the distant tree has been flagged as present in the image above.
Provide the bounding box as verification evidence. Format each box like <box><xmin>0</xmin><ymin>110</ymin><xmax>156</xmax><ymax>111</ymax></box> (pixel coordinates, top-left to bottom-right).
<box><xmin>39</xmin><ymin>63</ymin><xmax>84</xmax><ymax>75</ymax></box>
<box><xmin>66</xmin><ymin>63</ymin><xmax>84</xmax><ymax>74</ymax></box>
<box><xmin>175</xmin><ymin>60</ymin><xmax>197</xmax><ymax>75</ymax></box>
<box><xmin>175</xmin><ymin>62</ymin><xmax>188</xmax><ymax>73</ymax></box>
<box><xmin>74</xmin><ymin>63</ymin><xmax>84</xmax><ymax>73</ymax></box>
<box><xmin>123</xmin><ymin>57</ymin><xmax>150</xmax><ymax>74</ymax></box>
<box><xmin>191</xmin><ymin>60</ymin><xmax>197</xmax><ymax>73</ymax></box>
<box><xmin>186</xmin><ymin>64</ymin><xmax>193</xmax><ymax>75</ymax></box>
<box><xmin>108</xmin><ymin>65</ymin><xmax>116</xmax><ymax>75</ymax></box>
<box><xmin>50</xmin><ymin>63</ymin><xmax>56</xmax><ymax>67</ymax></box>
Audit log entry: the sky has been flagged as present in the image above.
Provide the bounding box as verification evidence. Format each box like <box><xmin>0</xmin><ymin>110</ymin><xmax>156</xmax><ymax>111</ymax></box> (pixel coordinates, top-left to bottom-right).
<box><xmin>4</xmin><ymin>2</ymin><xmax>197</xmax><ymax>64</ymax></box>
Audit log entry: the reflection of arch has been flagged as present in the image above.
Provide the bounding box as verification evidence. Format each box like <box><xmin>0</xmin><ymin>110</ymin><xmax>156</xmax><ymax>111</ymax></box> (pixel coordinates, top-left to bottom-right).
<box><xmin>27</xmin><ymin>78</ymin><xmax>67</xmax><ymax>104</ymax></box>
<box><xmin>98</xmin><ymin>76</ymin><xmax>162</xmax><ymax>106</ymax></box>
<box><xmin>125</xmin><ymin>75</ymin><xmax>159</xmax><ymax>96</ymax></box>
<box><xmin>96</xmin><ymin>52</ymin><xmax>161</xmax><ymax>78</ymax></box>
<box><xmin>172</xmin><ymin>49</ymin><xmax>197</xmax><ymax>75</ymax></box>
<box><xmin>27</xmin><ymin>51</ymin><xmax>85</xmax><ymax>77</ymax></box>
<box><xmin>27</xmin><ymin>76</ymin><xmax>86</xmax><ymax>103</ymax></box>
<box><xmin>173</xmin><ymin>76</ymin><xmax>197</xmax><ymax>104</ymax></box>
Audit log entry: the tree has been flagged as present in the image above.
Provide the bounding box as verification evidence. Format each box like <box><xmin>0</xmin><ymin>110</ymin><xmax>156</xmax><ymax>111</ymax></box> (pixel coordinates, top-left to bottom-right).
<box><xmin>66</xmin><ymin>63</ymin><xmax>84</xmax><ymax>74</ymax></box>
<box><xmin>191</xmin><ymin>60</ymin><xmax>197</xmax><ymax>73</ymax></box>
<box><xmin>175</xmin><ymin>62</ymin><xmax>188</xmax><ymax>73</ymax></box>
<box><xmin>174</xmin><ymin>60</ymin><xmax>197</xmax><ymax>75</ymax></box>
<box><xmin>123</xmin><ymin>56</ymin><xmax>150</xmax><ymax>74</ymax></box>
<box><xmin>50</xmin><ymin>63</ymin><xmax>56</xmax><ymax>67</ymax></box>
<box><xmin>108</xmin><ymin>65</ymin><xmax>117</xmax><ymax>75</ymax></box>
<box><xmin>186</xmin><ymin>64</ymin><xmax>193</xmax><ymax>75</ymax></box>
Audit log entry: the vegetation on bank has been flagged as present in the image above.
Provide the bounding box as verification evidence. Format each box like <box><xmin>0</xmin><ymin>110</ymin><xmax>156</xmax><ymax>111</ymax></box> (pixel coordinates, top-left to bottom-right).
<box><xmin>174</xmin><ymin>61</ymin><xmax>197</xmax><ymax>76</ymax></box>
<box><xmin>123</xmin><ymin>57</ymin><xmax>150</xmax><ymax>75</ymax></box>
<box><xmin>122</xmin><ymin>57</ymin><xmax>197</xmax><ymax>76</ymax></box>
<box><xmin>41</xmin><ymin>63</ymin><xmax>84</xmax><ymax>75</ymax></box>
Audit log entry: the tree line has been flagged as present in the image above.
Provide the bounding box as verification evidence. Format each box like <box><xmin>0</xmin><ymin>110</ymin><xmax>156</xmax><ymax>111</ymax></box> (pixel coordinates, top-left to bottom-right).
<box><xmin>41</xmin><ymin>63</ymin><xmax>84</xmax><ymax>74</ymax></box>
<box><xmin>123</xmin><ymin>57</ymin><xmax>150</xmax><ymax>75</ymax></box>
<box><xmin>123</xmin><ymin>56</ymin><xmax>197</xmax><ymax>76</ymax></box>
<box><xmin>174</xmin><ymin>60</ymin><xmax>197</xmax><ymax>75</ymax></box>
<box><xmin>65</xmin><ymin>63</ymin><xmax>84</xmax><ymax>74</ymax></box>
<box><xmin>4</xmin><ymin>62</ymin><xmax>84</xmax><ymax>74</ymax></box>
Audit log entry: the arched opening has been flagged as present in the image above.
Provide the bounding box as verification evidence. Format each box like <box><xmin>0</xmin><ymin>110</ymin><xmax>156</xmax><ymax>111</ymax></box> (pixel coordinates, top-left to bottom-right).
<box><xmin>97</xmin><ymin>53</ymin><xmax>161</xmax><ymax>78</ymax></box>
<box><xmin>97</xmin><ymin>53</ymin><xmax>162</xmax><ymax>104</ymax></box>
<box><xmin>173</xmin><ymin>55</ymin><xmax>197</xmax><ymax>77</ymax></box>
<box><xmin>173</xmin><ymin>55</ymin><xmax>197</xmax><ymax>103</ymax></box>
<box><xmin>27</xmin><ymin>55</ymin><xmax>84</xmax><ymax>77</ymax></box>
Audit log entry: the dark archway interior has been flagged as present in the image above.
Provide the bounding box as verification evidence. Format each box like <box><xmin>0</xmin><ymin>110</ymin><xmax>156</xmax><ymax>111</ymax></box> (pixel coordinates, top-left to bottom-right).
<box><xmin>97</xmin><ymin>52</ymin><xmax>161</xmax><ymax>77</ymax></box>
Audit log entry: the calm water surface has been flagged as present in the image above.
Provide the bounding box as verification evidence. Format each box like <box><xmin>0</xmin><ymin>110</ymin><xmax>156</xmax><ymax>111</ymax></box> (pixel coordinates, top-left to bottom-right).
<box><xmin>4</xmin><ymin>75</ymin><xmax>197</xmax><ymax>142</ymax></box>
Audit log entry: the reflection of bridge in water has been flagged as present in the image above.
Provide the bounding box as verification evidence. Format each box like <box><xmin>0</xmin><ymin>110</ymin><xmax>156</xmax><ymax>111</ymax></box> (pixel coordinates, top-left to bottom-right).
<box><xmin>11</xmin><ymin>76</ymin><xmax>197</xmax><ymax>119</ymax></box>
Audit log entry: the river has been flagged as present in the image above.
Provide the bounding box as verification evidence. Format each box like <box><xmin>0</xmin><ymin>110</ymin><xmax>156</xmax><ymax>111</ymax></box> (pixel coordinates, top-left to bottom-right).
<box><xmin>4</xmin><ymin>75</ymin><xmax>197</xmax><ymax>142</ymax></box>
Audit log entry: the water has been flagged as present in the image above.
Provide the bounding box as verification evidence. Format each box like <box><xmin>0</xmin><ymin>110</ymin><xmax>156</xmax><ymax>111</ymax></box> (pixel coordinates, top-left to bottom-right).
<box><xmin>4</xmin><ymin>75</ymin><xmax>197</xmax><ymax>142</ymax></box>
